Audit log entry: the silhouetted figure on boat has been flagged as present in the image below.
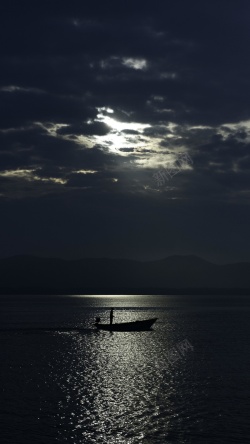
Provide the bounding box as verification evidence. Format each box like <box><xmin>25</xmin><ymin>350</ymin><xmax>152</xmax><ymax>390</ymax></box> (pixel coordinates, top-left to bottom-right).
<box><xmin>110</xmin><ymin>308</ymin><xmax>114</xmax><ymax>325</ymax></box>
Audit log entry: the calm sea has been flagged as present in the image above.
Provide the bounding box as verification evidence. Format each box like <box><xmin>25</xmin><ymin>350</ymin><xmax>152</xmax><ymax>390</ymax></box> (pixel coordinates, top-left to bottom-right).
<box><xmin>0</xmin><ymin>294</ymin><xmax>250</xmax><ymax>444</ymax></box>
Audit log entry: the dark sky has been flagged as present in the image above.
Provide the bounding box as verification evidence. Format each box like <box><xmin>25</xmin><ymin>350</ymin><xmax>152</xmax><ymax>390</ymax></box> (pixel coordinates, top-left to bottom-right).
<box><xmin>1</xmin><ymin>0</ymin><xmax>250</xmax><ymax>263</ymax></box>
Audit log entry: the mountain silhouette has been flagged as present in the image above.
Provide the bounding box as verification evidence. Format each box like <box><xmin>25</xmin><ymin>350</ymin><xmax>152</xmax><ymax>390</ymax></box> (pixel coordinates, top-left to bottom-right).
<box><xmin>1</xmin><ymin>255</ymin><xmax>250</xmax><ymax>294</ymax></box>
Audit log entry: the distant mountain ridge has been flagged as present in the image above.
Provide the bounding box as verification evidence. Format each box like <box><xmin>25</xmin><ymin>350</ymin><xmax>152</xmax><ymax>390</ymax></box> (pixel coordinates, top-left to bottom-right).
<box><xmin>1</xmin><ymin>254</ymin><xmax>250</xmax><ymax>294</ymax></box>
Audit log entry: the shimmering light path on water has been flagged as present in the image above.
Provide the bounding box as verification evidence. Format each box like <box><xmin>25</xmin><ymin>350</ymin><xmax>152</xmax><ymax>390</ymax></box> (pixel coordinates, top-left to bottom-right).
<box><xmin>1</xmin><ymin>295</ymin><xmax>250</xmax><ymax>443</ymax></box>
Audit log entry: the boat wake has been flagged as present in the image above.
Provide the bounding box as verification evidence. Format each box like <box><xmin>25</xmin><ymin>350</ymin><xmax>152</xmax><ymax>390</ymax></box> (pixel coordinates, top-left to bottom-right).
<box><xmin>0</xmin><ymin>327</ymin><xmax>96</xmax><ymax>334</ymax></box>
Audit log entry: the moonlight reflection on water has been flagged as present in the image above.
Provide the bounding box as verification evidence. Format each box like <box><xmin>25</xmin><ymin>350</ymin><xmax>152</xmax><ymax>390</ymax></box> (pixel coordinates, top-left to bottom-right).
<box><xmin>55</xmin><ymin>323</ymin><xmax>198</xmax><ymax>443</ymax></box>
<box><xmin>1</xmin><ymin>295</ymin><xmax>250</xmax><ymax>443</ymax></box>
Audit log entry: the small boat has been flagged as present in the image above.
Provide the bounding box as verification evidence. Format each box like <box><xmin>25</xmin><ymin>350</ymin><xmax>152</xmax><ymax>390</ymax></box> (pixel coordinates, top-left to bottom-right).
<box><xmin>94</xmin><ymin>317</ymin><xmax>157</xmax><ymax>331</ymax></box>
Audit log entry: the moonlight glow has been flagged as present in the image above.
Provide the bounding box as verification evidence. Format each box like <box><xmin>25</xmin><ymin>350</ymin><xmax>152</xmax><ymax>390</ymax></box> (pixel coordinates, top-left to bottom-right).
<box><xmin>92</xmin><ymin>108</ymin><xmax>151</xmax><ymax>153</ymax></box>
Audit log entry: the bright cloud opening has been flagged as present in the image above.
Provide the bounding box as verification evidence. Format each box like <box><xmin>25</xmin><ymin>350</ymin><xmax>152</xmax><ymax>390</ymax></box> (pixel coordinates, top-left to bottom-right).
<box><xmin>122</xmin><ymin>58</ymin><xmax>147</xmax><ymax>70</ymax></box>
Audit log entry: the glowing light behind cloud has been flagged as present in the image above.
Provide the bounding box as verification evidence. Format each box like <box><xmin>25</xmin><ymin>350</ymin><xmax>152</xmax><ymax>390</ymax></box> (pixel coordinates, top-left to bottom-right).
<box><xmin>92</xmin><ymin>107</ymin><xmax>151</xmax><ymax>153</ymax></box>
<box><xmin>122</xmin><ymin>58</ymin><xmax>147</xmax><ymax>70</ymax></box>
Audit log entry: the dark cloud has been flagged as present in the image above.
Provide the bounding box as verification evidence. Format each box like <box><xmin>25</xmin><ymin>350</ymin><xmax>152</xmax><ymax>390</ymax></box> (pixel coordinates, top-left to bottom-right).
<box><xmin>57</xmin><ymin>121</ymin><xmax>111</xmax><ymax>136</ymax></box>
<box><xmin>121</xmin><ymin>129</ymin><xmax>139</xmax><ymax>135</ymax></box>
<box><xmin>1</xmin><ymin>0</ymin><xmax>250</xmax><ymax>262</ymax></box>
<box><xmin>119</xmin><ymin>148</ymin><xmax>135</xmax><ymax>152</ymax></box>
<box><xmin>0</xmin><ymin>89</ymin><xmax>96</xmax><ymax>129</ymax></box>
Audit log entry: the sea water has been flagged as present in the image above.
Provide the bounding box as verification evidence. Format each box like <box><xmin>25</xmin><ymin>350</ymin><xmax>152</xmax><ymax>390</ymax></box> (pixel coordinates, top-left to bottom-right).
<box><xmin>1</xmin><ymin>294</ymin><xmax>250</xmax><ymax>443</ymax></box>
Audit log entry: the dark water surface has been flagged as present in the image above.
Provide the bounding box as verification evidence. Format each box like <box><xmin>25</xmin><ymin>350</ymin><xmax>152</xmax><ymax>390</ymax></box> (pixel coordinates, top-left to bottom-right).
<box><xmin>1</xmin><ymin>294</ymin><xmax>250</xmax><ymax>443</ymax></box>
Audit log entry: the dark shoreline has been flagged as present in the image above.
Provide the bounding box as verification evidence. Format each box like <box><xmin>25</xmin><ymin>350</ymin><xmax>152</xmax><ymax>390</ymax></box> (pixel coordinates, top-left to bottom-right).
<box><xmin>1</xmin><ymin>287</ymin><xmax>250</xmax><ymax>295</ymax></box>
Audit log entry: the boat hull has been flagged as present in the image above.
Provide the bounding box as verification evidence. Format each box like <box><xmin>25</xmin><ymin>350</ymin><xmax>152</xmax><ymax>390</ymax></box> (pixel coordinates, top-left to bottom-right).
<box><xmin>94</xmin><ymin>318</ymin><xmax>157</xmax><ymax>331</ymax></box>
